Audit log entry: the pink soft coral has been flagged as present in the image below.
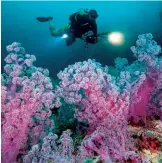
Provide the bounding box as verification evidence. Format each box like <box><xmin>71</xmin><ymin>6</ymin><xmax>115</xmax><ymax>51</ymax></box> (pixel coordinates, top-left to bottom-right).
<box><xmin>1</xmin><ymin>42</ymin><xmax>57</xmax><ymax>163</ymax></box>
<box><xmin>130</xmin><ymin>33</ymin><xmax>162</xmax><ymax>121</ymax></box>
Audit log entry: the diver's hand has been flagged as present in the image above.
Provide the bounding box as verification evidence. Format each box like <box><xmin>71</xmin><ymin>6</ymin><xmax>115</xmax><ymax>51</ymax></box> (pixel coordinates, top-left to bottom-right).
<box><xmin>95</xmin><ymin>36</ymin><xmax>98</xmax><ymax>43</ymax></box>
<box><xmin>93</xmin><ymin>36</ymin><xmax>98</xmax><ymax>43</ymax></box>
<box><xmin>81</xmin><ymin>35</ymin><xmax>86</xmax><ymax>41</ymax></box>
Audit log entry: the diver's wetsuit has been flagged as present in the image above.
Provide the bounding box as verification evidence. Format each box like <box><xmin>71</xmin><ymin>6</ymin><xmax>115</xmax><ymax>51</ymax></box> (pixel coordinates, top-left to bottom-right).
<box><xmin>36</xmin><ymin>10</ymin><xmax>98</xmax><ymax>46</ymax></box>
<box><xmin>69</xmin><ymin>12</ymin><xmax>98</xmax><ymax>38</ymax></box>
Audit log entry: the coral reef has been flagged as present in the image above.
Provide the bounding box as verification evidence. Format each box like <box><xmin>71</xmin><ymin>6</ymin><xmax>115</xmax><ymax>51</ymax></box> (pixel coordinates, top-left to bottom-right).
<box><xmin>1</xmin><ymin>33</ymin><xmax>162</xmax><ymax>163</ymax></box>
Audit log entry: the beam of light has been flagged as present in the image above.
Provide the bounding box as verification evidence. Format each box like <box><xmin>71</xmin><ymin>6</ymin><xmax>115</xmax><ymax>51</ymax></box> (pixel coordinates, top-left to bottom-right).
<box><xmin>108</xmin><ymin>32</ymin><xmax>124</xmax><ymax>45</ymax></box>
<box><xmin>62</xmin><ymin>34</ymin><xmax>68</xmax><ymax>39</ymax></box>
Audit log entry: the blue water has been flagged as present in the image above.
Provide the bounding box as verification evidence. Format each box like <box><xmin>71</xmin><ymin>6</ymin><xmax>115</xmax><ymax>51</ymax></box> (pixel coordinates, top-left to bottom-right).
<box><xmin>2</xmin><ymin>1</ymin><xmax>162</xmax><ymax>78</ymax></box>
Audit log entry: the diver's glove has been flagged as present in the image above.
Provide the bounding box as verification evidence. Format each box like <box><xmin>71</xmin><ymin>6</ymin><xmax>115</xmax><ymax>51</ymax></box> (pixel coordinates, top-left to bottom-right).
<box><xmin>94</xmin><ymin>36</ymin><xmax>98</xmax><ymax>43</ymax></box>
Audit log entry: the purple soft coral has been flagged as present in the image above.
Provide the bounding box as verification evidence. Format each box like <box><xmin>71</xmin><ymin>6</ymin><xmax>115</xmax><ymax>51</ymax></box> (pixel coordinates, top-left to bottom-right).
<box><xmin>1</xmin><ymin>42</ymin><xmax>57</xmax><ymax>163</ymax></box>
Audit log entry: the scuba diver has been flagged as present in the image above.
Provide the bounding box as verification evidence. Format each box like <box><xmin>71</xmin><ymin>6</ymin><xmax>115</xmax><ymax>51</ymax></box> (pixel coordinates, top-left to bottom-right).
<box><xmin>36</xmin><ymin>9</ymin><xmax>99</xmax><ymax>48</ymax></box>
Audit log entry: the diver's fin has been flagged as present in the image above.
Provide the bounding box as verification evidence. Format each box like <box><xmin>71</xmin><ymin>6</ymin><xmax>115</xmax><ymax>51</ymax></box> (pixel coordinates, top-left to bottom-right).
<box><xmin>36</xmin><ymin>16</ymin><xmax>53</xmax><ymax>22</ymax></box>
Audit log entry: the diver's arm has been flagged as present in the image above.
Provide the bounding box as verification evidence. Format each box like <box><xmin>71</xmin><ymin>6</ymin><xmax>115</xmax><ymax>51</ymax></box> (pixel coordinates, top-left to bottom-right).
<box><xmin>91</xmin><ymin>21</ymin><xmax>98</xmax><ymax>43</ymax></box>
<box><xmin>91</xmin><ymin>21</ymin><xmax>98</xmax><ymax>37</ymax></box>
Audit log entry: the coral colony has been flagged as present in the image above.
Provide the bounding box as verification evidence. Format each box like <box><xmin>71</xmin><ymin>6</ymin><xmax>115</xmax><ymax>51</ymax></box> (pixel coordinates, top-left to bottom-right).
<box><xmin>1</xmin><ymin>33</ymin><xmax>162</xmax><ymax>163</ymax></box>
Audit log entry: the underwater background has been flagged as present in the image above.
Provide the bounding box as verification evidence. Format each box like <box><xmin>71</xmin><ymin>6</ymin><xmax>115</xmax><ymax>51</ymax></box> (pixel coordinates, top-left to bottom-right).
<box><xmin>2</xmin><ymin>1</ymin><xmax>162</xmax><ymax>78</ymax></box>
<box><xmin>1</xmin><ymin>1</ymin><xmax>162</xmax><ymax>163</ymax></box>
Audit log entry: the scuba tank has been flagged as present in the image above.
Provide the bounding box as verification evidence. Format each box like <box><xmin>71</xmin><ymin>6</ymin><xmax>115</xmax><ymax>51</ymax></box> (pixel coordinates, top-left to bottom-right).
<box><xmin>77</xmin><ymin>8</ymin><xmax>89</xmax><ymax>15</ymax></box>
<box><xmin>69</xmin><ymin>8</ymin><xmax>89</xmax><ymax>24</ymax></box>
